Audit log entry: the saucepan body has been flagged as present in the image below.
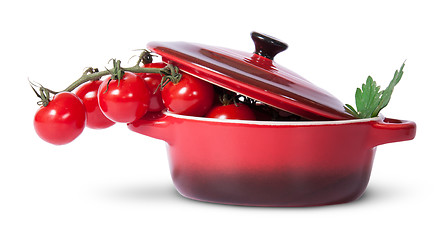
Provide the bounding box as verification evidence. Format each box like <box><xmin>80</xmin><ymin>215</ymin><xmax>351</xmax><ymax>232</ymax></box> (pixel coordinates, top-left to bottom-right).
<box><xmin>128</xmin><ymin>112</ymin><xmax>416</xmax><ymax>207</ymax></box>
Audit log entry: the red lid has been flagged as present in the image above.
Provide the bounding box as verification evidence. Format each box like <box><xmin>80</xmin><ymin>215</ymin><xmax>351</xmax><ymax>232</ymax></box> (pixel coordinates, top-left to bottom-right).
<box><xmin>147</xmin><ymin>32</ymin><xmax>355</xmax><ymax>120</ymax></box>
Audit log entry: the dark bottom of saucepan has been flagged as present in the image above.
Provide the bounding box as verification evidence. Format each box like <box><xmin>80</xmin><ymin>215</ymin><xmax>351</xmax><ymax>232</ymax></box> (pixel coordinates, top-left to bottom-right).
<box><xmin>171</xmin><ymin>169</ymin><xmax>372</xmax><ymax>207</ymax></box>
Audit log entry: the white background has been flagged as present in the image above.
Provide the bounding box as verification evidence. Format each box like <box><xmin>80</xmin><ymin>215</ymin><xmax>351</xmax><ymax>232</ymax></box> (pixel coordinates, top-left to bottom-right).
<box><xmin>1</xmin><ymin>0</ymin><xmax>440</xmax><ymax>239</ymax></box>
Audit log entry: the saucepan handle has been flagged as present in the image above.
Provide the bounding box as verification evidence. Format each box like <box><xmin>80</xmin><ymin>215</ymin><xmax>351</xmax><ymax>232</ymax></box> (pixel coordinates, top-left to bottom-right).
<box><xmin>368</xmin><ymin>117</ymin><xmax>416</xmax><ymax>147</ymax></box>
<box><xmin>127</xmin><ymin>112</ymin><xmax>174</xmax><ymax>144</ymax></box>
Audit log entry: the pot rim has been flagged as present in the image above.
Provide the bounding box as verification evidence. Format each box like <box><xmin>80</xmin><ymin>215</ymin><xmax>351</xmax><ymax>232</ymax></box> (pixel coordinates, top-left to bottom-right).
<box><xmin>163</xmin><ymin>110</ymin><xmax>383</xmax><ymax>126</ymax></box>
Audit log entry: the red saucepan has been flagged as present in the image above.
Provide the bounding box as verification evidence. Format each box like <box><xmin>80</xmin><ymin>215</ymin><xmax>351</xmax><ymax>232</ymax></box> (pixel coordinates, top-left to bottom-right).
<box><xmin>128</xmin><ymin>32</ymin><xmax>417</xmax><ymax>206</ymax></box>
<box><xmin>129</xmin><ymin>112</ymin><xmax>415</xmax><ymax>207</ymax></box>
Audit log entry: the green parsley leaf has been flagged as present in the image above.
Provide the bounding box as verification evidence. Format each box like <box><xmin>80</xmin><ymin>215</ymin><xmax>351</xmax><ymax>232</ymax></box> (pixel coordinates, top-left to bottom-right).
<box><xmin>345</xmin><ymin>62</ymin><xmax>405</xmax><ymax>118</ymax></box>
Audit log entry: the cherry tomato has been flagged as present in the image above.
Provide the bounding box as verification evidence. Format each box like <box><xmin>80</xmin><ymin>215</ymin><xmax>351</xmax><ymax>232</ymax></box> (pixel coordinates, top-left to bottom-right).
<box><xmin>161</xmin><ymin>73</ymin><xmax>214</xmax><ymax>117</ymax></box>
<box><xmin>138</xmin><ymin>62</ymin><xmax>166</xmax><ymax>112</ymax></box>
<box><xmin>206</xmin><ymin>103</ymin><xmax>256</xmax><ymax>120</ymax></box>
<box><xmin>75</xmin><ymin>80</ymin><xmax>115</xmax><ymax>129</ymax></box>
<box><xmin>98</xmin><ymin>72</ymin><xmax>151</xmax><ymax>123</ymax></box>
<box><xmin>34</xmin><ymin>92</ymin><xmax>87</xmax><ymax>145</ymax></box>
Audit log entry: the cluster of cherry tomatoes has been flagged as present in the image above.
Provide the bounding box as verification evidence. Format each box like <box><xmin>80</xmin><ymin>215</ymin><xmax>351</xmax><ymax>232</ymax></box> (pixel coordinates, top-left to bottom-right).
<box><xmin>33</xmin><ymin>61</ymin><xmax>266</xmax><ymax>145</ymax></box>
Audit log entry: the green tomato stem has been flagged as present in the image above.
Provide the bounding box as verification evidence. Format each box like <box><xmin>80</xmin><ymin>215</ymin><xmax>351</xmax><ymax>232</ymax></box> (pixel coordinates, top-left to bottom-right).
<box><xmin>32</xmin><ymin>50</ymin><xmax>182</xmax><ymax>106</ymax></box>
<box><xmin>60</xmin><ymin>66</ymin><xmax>165</xmax><ymax>93</ymax></box>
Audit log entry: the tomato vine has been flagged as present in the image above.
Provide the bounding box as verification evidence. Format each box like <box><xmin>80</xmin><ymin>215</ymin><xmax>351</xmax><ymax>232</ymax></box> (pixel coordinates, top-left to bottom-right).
<box><xmin>30</xmin><ymin>50</ymin><xmax>182</xmax><ymax>105</ymax></box>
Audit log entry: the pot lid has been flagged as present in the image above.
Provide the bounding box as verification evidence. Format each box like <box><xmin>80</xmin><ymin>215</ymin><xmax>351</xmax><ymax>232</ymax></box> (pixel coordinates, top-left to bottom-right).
<box><xmin>147</xmin><ymin>32</ymin><xmax>355</xmax><ymax>120</ymax></box>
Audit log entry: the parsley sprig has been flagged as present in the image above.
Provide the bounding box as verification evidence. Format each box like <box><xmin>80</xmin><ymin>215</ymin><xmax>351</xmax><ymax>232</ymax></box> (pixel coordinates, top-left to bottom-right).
<box><xmin>345</xmin><ymin>62</ymin><xmax>405</xmax><ymax>118</ymax></box>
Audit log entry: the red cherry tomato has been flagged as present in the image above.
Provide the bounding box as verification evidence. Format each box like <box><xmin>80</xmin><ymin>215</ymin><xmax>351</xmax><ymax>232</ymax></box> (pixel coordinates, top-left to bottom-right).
<box><xmin>161</xmin><ymin>73</ymin><xmax>214</xmax><ymax>117</ymax></box>
<box><xmin>98</xmin><ymin>72</ymin><xmax>151</xmax><ymax>123</ymax></box>
<box><xmin>206</xmin><ymin>103</ymin><xmax>256</xmax><ymax>120</ymax></box>
<box><xmin>34</xmin><ymin>92</ymin><xmax>87</xmax><ymax>145</ymax></box>
<box><xmin>139</xmin><ymin>62</ymin><xmax>166</xmax><ymax>112</ymax></box>
<box><xmin>75</xmin><ymin>80</ymin><xmax>115</xmax><ymax>129</ymax></box>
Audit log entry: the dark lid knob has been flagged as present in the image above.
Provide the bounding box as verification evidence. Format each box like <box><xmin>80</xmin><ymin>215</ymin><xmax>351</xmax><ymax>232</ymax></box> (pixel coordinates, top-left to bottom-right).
<box><xmin>251</xmin><ymin>32</ymin><xmax>288</xmax><ymax>60</ymax></box>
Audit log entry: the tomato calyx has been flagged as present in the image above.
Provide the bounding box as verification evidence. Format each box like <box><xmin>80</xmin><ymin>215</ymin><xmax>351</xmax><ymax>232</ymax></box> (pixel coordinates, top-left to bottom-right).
<box><xmin>29</xmin><ymin>81</ymin><xmax>52</xmax><ymax>107</ymax></box>
<box><xmin>219</xmin><ymin>92</ymin><xmax>237</xmax><ymax>106</ymax></box>
<box><xmin>135</xmin><ymin>50</ymin><xmax>182</xmax><ymax>90</ymax></box>
<box><xmin>215</xmin><ymin>88</ymin><xmax>257</xmax><ymax>107</ymax></box>
<box><xmin>83</xmin><ymin>67</ymin><xmax>100</xmax><ymax>75</ymax></box>
<box><xmin>102</xmin><ymin>59</ymin><xmax>125</xmax><ymax>93</ymax></box>
<box><xmin>158</xmin><ymin>64</ymin><xmax>182</xmax><ymax>89</ymax></box>
<box><xmin>139</xmin><ymin>49</ymin><xmax>155</xmax><ymax>65</ymax></box>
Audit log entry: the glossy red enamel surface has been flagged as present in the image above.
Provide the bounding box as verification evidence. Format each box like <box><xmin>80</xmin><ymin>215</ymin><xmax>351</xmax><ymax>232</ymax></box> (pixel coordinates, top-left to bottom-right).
<box><xmin>128</xmin><ymin>114</ymin><xmax>416</xmax><ymax>206</ymax></box>
<box><xmin>147</xmin><ymin>41</ymin><xmax>355</xmax><ymax>120</ymax></box>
